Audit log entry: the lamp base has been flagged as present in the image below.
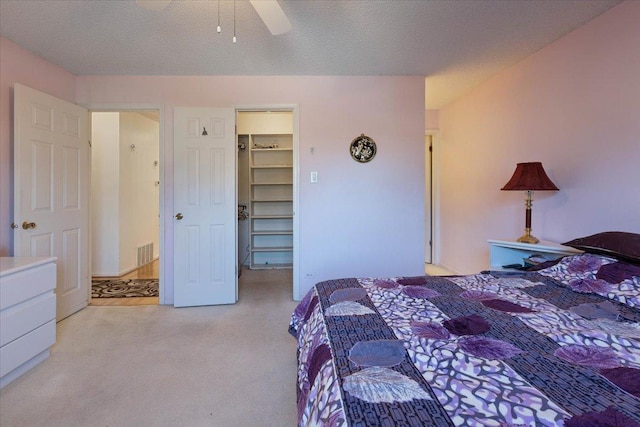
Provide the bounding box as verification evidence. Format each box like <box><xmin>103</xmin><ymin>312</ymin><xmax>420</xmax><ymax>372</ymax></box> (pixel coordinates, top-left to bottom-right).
<box><xmin>517</xmin><ymin>229</ymin><xmax>539</xmax><ymax>244</ymax></box>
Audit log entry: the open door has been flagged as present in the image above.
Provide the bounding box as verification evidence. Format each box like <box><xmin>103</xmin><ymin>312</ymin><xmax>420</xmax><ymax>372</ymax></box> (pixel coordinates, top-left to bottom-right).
<box><xmin>173</xmin><ymin>107</ymin><xmax>237</xmax><ymax>307</ymax></box>
<box><xmin>13</xmin><ymin>84</ymin><xmax>90</xmax><ymax>320</ymax></box>
<box><xmin>425</xmin><ymin>135</ymin><xmax>433</xmax><ymax>264</ymax></box>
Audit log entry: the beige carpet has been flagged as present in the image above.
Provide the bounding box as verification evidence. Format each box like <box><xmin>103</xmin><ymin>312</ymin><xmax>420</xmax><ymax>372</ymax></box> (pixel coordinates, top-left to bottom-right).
<box><xmin>0</xmin><ymin>269</ymin><xmax>299</xmax><ymax>427</ymax></box>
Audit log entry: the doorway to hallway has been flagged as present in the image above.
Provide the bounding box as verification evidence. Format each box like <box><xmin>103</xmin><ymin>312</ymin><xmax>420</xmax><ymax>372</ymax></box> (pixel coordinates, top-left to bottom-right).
<box><xmin>90</xmin><ymin>111</ymin><xmax>160</xmax><ymax>306</ymax></box>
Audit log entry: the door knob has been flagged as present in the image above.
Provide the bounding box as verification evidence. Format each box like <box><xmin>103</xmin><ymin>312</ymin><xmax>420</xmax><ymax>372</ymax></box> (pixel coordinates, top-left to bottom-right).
<box><xmin>22</xmin><ymin>221</ymin><xmax>37</xmax><ymax>230</ymax></box>
<box><xmin>175</xmin><ymin>213</ymin><xmax>184</xmax><ymax>220</ymax></box>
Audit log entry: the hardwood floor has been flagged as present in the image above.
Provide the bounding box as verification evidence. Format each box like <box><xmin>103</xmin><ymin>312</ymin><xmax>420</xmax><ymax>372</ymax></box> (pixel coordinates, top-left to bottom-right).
<box><xmin>90</xmin><ymin>259</ymin><xmax>159</xmax><ymax>306</ymax></box>
<box><xmin>99</xmin><ymin>259</ymin><xmax>160</xmax><ymax>280</ymax></box>
<box><xmin>90</xmin><ymin>296</ymin><xmax>159</xmax><ymax>306</ymax></box>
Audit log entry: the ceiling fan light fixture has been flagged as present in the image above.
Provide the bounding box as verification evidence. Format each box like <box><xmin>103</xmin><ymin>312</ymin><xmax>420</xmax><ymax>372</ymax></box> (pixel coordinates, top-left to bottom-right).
<box><xmin>249</xmin><ymin>0</ymin><xmax>292</xmax><ymax>35</ymax></box>
<box><xmin>137</xmin><ymin>0</ymin><xmax>291</xmax><ymax>41</ymax></box>
<box><xmin>233</xmin><ymin>0</ymin><xmax>237</xmax><ymax>43</ymax></box>
<box><xmin>217</xmin><ymin>0</ymin><xmax>221</xmax><ymax>33</ymax></box>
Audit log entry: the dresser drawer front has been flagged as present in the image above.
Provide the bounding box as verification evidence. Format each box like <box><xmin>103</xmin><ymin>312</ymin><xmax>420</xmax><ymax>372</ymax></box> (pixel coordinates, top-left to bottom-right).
<box><xmin>0</xmin><ymin>293</ymin><xmax>56</xmax><ymax>347</ymax></box>
<box><xmin>0</xmin><ymin>263</ymin><xmax>56</xmax><ymax>310</ymax></box>
<box><xmin>0</xmin><ymin>320</ymin><xmax>56</xmax><ymax>377</ymax></box>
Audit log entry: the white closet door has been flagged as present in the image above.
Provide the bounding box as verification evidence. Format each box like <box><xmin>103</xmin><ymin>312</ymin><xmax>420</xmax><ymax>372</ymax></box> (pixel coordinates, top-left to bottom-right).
<box><xmin>173</xmin><ymin>107</ymin><xmax>237</xmax><ymax>307</ymax></box>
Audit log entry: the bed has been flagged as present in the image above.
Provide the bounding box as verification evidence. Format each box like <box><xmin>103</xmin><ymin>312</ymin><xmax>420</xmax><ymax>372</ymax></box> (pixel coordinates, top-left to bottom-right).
<box><xmin>289</xmin><ymin>232</ymin><xmax>640</xmax><ymax>426</ymax></box>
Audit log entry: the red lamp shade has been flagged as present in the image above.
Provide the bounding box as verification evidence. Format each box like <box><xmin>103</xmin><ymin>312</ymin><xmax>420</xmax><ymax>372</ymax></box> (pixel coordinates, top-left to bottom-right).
<box><xmin>501</xmin><ymin>162</ymin><xmax>559</xmax><ymax>191</ymax></box>
<box><xmin>501</xmin><ymin>162</ymin><xmax>558</xmax><ymax>244</ymax></box>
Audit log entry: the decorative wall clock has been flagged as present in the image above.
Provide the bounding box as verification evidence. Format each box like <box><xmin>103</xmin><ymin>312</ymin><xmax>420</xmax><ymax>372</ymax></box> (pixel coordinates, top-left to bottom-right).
<box><xmin>350</xmin><ymin>134</ymin><xmax>377</xmax><ymax>163</ymax></box>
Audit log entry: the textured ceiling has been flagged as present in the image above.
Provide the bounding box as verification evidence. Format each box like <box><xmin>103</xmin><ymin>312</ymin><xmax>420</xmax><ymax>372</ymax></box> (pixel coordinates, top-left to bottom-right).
<box><xmin>0</xmin><ymin>0</ymin><xmax>621</xmax><ymax>108</ymax></box>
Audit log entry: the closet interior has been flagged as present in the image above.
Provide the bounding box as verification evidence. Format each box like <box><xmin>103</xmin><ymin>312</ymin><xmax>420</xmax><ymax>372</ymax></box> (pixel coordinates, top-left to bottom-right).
<box><xmin>237</xmin><ymin>111</ymin><xmax>294</xmax><ymax>271</ymax></box>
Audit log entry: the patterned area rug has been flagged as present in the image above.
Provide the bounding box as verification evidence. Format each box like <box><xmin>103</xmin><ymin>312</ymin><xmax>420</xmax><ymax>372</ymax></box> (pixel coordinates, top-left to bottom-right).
<box><xmin>91</xmin><ymin>279</ymin><xmax>159</xmax><ymax>298</ymax></box>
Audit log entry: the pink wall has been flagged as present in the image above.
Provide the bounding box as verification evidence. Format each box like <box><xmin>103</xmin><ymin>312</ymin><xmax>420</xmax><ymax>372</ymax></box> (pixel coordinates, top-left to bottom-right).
<box><xmin>438</xmin><ymin>1</ymin><xmax>640</xmax><ymax>274</ymax></box>
<box><xmin>0</xmin><ymin>33</ymin><xmax>426</xmax><ymax>300</ymax></box>
<box><xmin>0</xmin><ymin>37</ymin><xmax>77</xmax><ymax>256</ymax></box>
<box><xmin>76</xmin><ymin>75</ymin><xmax>426</xmax><ymax>300</ymax></box>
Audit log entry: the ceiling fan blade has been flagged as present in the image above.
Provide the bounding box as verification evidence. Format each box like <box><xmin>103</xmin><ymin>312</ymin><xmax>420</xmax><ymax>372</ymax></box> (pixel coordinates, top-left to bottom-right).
<box><xmin>249</xmin><ymin>0</ymin><xmax>292</xmax><ymax>35</ymax></box>
<box><xmin>136</xmin><ymin>0</ymin><xmax>171</xmax><ymax>12</ymax></box>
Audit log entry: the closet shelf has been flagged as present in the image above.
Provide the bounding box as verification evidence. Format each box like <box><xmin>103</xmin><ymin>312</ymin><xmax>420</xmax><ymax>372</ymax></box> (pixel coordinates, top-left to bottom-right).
<box><xmin>251</xmin><ymin>181</ymin><xmax>293</xmax><ymax>185</ymax></box>
<box><xmin>251</xmin><ymin>214</ymin><xmax>293</xmax><ymax>219</ymax></box>
<box><xmin>251</xmin><ymin>246</ymin><xmax>293</xmax><ymax>252</ymax></box>
<box><xmin>250</xmin><ymin>164</ymin><xmax>292</xmax><ymax>169</ymax></box>
<box><xmin>251</xmin><ymin>230</ymin><xmax>293</xmax><ymax>235</ymax></box>
<box><xmin>248</xmin><ymin>130</ymin><xmax>294</xmax><ymax>270</ymax></box>
<box><xmin>250</xmin><ymin>263</ymin><xmax>292</xmax><ymax>270</ymax></box>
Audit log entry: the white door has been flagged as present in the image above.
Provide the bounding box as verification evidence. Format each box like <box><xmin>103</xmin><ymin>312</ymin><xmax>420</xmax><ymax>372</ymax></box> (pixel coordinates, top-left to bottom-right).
<box><xmin>173</xmin><ymin>108</ymin><xmax>237</xmax><ymax>307</ymax></box>
<box><xmin>14</xmin><ymin>84</ymin><xmax>90</xmax><ymax>320</ymax></box>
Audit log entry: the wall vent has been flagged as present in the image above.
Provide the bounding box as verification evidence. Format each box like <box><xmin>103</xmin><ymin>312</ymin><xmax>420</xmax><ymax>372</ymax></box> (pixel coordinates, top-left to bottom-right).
<box><xmin>137</xmin><ymin>243</ymin><xmax>154</xmax><ymax>267</ymax></box>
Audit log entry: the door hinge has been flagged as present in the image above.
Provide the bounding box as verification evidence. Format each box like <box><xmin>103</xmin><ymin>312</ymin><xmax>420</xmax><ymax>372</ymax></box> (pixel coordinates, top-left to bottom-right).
<box><xmin>429</xmin><ymin>145</ymin><xmax>432</xmax><ymax>152</ymax></box>
<box><xmin>88</xmin><ymin>140</ymin><xmax>92</xmax><ymax>147</ymax></box>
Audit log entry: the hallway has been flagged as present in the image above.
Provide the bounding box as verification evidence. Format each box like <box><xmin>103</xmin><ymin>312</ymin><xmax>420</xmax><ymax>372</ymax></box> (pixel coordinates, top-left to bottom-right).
<box><xmin>90</xmin><ymin>260</ymin><xmax>159</xmax><ymax>306</ymax></box>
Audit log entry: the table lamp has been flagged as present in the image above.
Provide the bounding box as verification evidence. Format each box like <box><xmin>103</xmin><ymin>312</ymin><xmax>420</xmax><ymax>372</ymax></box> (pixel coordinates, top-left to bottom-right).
<box><xmin>501</xmin><ymin>162</ymin><xmax>559</xmax><ymax>244</ymax></box>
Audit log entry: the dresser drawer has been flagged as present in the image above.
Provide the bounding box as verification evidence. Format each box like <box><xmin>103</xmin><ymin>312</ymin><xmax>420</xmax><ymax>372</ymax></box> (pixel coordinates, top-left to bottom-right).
<box><xmin>0</xmin><ymin>293</ymin><xmax>56</xmax><ymax>347</ymax></box>
<box><xmin>0</xmin><ymin>320</ymin><xmax>56</xmax><ymax>377</ymax></box>
<box><xmin>0</xmin><ymin>262</ymin><xmax>56</xmax><ymax>310</ymax></box>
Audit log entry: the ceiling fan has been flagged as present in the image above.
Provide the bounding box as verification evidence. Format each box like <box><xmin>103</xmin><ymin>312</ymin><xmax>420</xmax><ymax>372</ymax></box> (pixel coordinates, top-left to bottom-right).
<box><xmin>136</xmin><ymin>0</ymin><xmax>292</xmax><ymax>35</ymax></box>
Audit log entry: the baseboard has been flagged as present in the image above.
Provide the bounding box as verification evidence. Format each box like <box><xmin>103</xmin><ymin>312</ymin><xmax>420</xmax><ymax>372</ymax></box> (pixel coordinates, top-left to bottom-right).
<box><xmin>92</xmin><ymin>271</ymin><xmax>122</xmax><ymax>278</ymax></box>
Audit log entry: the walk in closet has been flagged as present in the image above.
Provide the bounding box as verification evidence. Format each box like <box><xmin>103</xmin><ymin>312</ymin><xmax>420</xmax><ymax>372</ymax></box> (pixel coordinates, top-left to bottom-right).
<box><xmin>237</xmin><ymin>111</ymin><xmax>294</xmax><ymax>270</ymax></box>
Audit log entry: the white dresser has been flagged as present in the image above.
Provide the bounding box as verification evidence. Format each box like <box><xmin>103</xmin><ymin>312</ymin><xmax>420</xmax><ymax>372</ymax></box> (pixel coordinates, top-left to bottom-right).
<box><xmin>0</xmin><ymin>257</ymin><xmax>57</xmax><ymax>388</ymax></box>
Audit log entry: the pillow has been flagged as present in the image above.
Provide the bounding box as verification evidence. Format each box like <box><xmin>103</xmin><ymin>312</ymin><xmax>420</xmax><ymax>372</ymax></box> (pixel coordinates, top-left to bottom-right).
<box><xmin>536</xmin><ymin>253</ymin><xmax>640</xmax><ymax>310</ymax></box>
<box><xmin>563</xmin><ymin>232</ymin><xmax>640</xmax><ymax>265</ymax></box>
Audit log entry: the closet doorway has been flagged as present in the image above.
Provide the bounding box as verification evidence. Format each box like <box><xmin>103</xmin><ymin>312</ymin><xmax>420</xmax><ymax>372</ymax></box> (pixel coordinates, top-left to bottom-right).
<box><xmin>425</xmin><ymin>131</ymin><xmax>441</xmax><ymax>269</ymax></box>
<box><xmin>237</xmin><ymin>109</ymin><xmax>296</xmax><ymax>287</ymax></box>
<box><xmin>90</xmin><ymin>111</ymin><xmax>161</xmax><ymax>306</ymax></box>
<box><xmin>425</xmin><ymin>134</ymin><xmax>433</xmax><ymax>264</ymax></box>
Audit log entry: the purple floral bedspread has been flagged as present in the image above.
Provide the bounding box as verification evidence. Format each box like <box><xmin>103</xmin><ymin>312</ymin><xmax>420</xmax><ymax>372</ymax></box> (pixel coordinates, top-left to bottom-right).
<box><xmin>289</xmin><ymin>254</ymin><xmax>640</xmax><ymax>427</ymax></box>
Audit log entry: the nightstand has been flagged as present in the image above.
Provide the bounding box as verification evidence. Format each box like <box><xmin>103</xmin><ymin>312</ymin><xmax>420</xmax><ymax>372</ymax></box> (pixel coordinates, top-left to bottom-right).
<box><xmin>488</xmin><ymin>239</ymin><xmax>581</xmax><ymax>271</ymax></box>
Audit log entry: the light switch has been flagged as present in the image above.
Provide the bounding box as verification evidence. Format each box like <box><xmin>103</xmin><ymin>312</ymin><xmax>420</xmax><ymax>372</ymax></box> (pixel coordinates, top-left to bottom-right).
<box><xmin>310</xmin><ymin>171</ymin><xmax>318</xmax><ymax>183</ymax></box>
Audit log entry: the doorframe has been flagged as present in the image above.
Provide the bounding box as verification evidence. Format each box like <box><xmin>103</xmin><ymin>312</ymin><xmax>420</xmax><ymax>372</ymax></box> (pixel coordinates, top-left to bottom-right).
<box><xmin>235</xmin><ymin>104</ymin><xmax>300</xmax><ymax>299</ymax></box>
<box><xmin>85</xmin><ymin>104</ymin><xmax>166</xmax><ymax>304</ymax></box>
<box><xmin>425</xmin><ymin>129</ymin><xmax>440</xmax><ymax>266</ymax></box>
